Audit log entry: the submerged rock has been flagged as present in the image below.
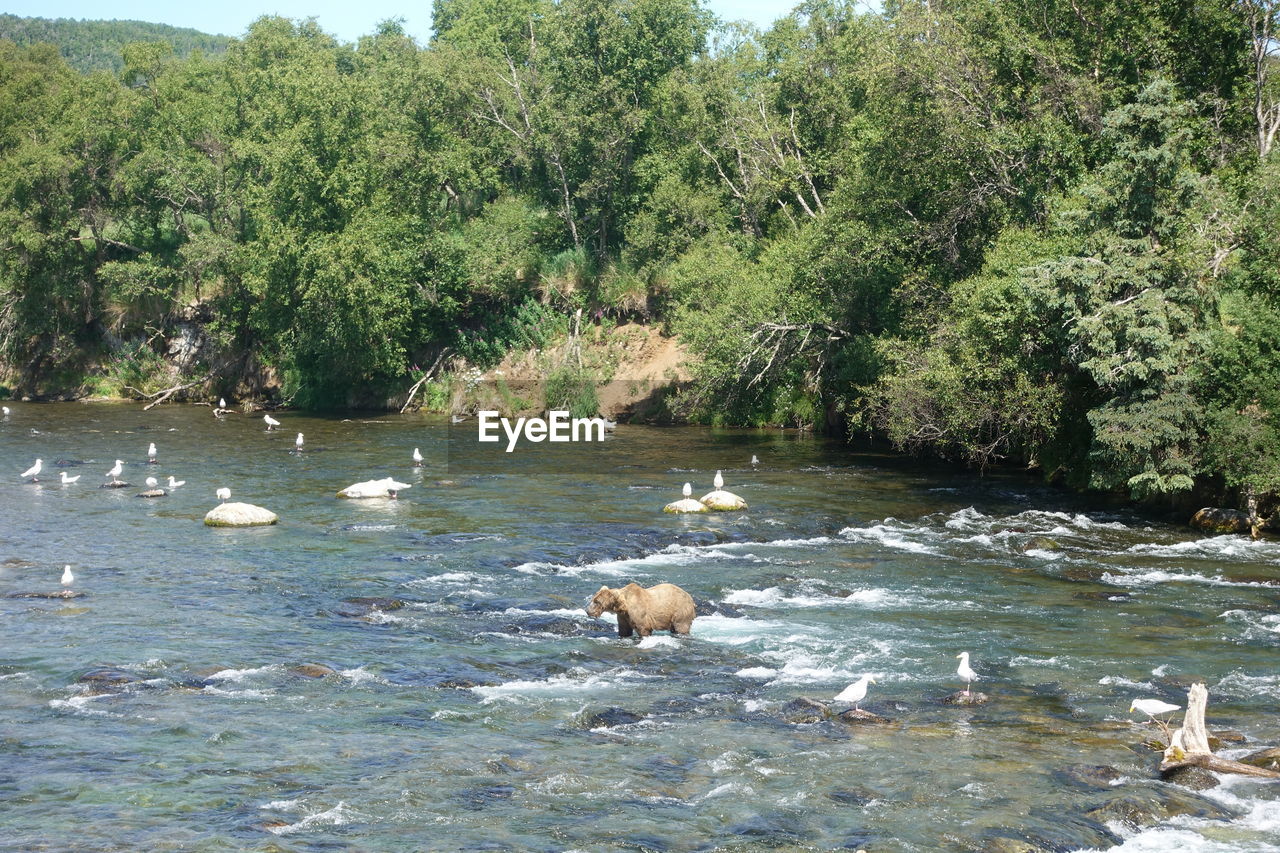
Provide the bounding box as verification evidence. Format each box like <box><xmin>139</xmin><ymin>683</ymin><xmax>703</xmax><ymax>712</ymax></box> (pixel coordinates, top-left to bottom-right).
<box><xmin>136</xmin><ymin>489</ymin><xmax>167</xmax><ymax>498</ymax></box>
<box><xmin>78</xmin><ymin>668</ymin><xmax>140</xmax><ymax>686</ymax></box>
<box><xmin>1241</xmin><ymin>746</ymin><xmax>1280</xmax><ymax>771</ymax></box>
<box><xmin>942</xmin><ymin>690</ymin><xmax>990</xmax><ymax>705</ymax></box>
<box><xmin>836</xmin><ymin>708</ymin><xmax>890</xmax><ymax>725</ymax></box>
<box><xmin>204</xmin><ymin>502</ymin><xmax>278</xmax><ymax>527</ymax></box>
<box><xmin>1055</xmin><ymin>764</ymin><xmax>1124</xmax><ymax>790</ymax></box>
<box><xmin>663</xmin><ymin>498</ymin><xmax>708</xmax><ymax>514</ymax></box>
<box><xmin>100</xmin><ymin>481</ymin><xmax>131</xmax><ymax>489</ymax></box>
<box><xmin>291</xmin><ymin>664</ymin><xmax>338</xmax><ymax>679</ymax></box>
<box><xmin>780</xmin><ymin>697</ymin><xmax>830</xmax><ymax>724</ymax></box>
<box><xmin>699</xmin><ymin>489</ymin><xmax>747</xmax><ymax>511</ymax></box>
<box><xmin>1190</xmin><ymin>507</ymin><xmax>1250</xmax><ymax>534</ymax></box>
<box><xmin>582</xmin><ymin>707</ymin><xmax>644</xmax><ymax>729</ymax></box>
<box><xmin>1161</xmin><ymin>765</ymin><xmax>1219</xmax><ymax>790</ymax></box>
<box><xmin>1084</xmin><ymin>788</ymin><xmax>1239</xmax><ymax>829</ymax></box>
<box><xmin>8</xmin><ymin>589</ymin><xmax>84</xmax><ymax>599</ymax></box>
<box><xmin>334</xmin><ymin>597</ymin><xmax>405</xmax><ymax>618</ymax></box>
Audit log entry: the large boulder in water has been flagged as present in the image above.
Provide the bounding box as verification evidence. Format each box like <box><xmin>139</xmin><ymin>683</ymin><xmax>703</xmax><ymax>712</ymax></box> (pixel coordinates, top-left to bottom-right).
<box><xmin>664</xmin><ymin>498</ymin><xmax>708</xmax><ymax>514</ymax></box>
<box><xmin>1190</xmin><ymin>507</ymin><xmax>1250</xmax><ymax>534</ymax></box>
<box><xmin>205</xmin><ymin>502</ymin><xmax>278</xmax><ymax>527</ymax></box>
<box><xmin>337</xmin><ymin>477</ymin><xmax>411</xmax><ymax>499</ymax></box>
<box><xmin>699</xmin><ymin>489</ymin><xmax>747</xmax><ymax>511</ymax></box>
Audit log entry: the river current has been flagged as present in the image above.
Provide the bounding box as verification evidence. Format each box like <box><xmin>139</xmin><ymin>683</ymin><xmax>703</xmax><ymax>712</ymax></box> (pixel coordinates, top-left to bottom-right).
<box><xmin>1</xmin><ymin>403</ymin><xmax>1278</xmax><ymax>851</ymax></box>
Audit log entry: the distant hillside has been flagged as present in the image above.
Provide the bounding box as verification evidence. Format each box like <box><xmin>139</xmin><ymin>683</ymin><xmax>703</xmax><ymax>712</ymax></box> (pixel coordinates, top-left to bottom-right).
<box><xmin>0</xmin><ymin>14</ymin><xmax>232</xmax><ymax>73</ymax></box>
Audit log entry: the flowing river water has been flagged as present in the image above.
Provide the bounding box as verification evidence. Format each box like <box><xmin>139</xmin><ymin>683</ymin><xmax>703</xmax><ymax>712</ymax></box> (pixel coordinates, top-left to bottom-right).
<box><xmin>1</xmin><ymin>403</ymin><xmax>1278</xmax><ymax>852</ymax></box>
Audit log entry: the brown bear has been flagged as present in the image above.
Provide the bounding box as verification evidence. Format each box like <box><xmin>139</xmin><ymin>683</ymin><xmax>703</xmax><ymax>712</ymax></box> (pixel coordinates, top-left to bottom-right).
<box><xmin>586</xmin><ymin>582</ymin><xmax>696</xmax><ymax>638</ymax></box>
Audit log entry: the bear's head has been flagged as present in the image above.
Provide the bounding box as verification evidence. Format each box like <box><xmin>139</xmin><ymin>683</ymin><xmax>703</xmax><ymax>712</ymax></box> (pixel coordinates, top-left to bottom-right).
<box><xmin>586</xmin><ymin>586</ymin><xmax>619</xmax><ymax>618</ymax></box>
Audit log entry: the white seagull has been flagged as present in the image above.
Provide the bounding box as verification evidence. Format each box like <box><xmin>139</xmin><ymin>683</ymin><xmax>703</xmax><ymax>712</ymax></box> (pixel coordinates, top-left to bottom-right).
<box><xmin>682</xmin><ymin>482</ymin><xmax>692</xmax><ymax>498</ymax></box>
<box><xmin>264</xmin><ymin>414</ymin><xmax>280</xmax><ymax>431</ymax></box>
<box><xmin>145</xmin><ymin>476</ymin><xmax>158</xmax><ymax>488</ymax></box>
<box><xmin>1129</xmin><ymin>698</ymin><xmax>1180</xmax><ymax>721</ymax></box>
<box><xmin>61</xmin><ymin>564</ymin><xmax>74</xmax><ymax>587</ymax></box>
<box><xmin>60</xmin><ymin>471</ymin><xmax>80</xmax><ymax>485</ymax></box>
<box><xmin>295</xmin><ymin>432</ymin><xmax>304</xmax><ymax>451</ymax></box>
<box><xmin>713</xmin><ymin>470</ymin><xmax>724</xmax><ymax>490</ymax></box>
<box><xmin>751</xmin><ymin>455</ymin><xmax>759</xmax><ymax>467</ymax></box>
<box><xmin>147</xmin><ymin>442</ymin><xmax>157</xmax><ymax>463</ymax></box>
<box><xmin>834</xmin><ymin>674</ymin><xmax>876</xmax><ymax>712</ymax></box>
<box><xmin>105</xmin><ymin>460</ymin><xmax>123</xmax><ymax>484</ymax></box>
<box><xmin>2</xmin><ymin>405</ymin><xmax>9</xmax><ymax>417</ymax></box>
<box><xmin>21</xmin><ymin>458</ymin><xmax>41</xmax><ymax>482</ymax></box>
<box><xmin>412</xmin><ymin>447</ymin><xmax>423</xmax><ymax>467</ymax></box>
<box><xmin>219</xmin><ymin>398</ymin><xmax>227</xmax><ymax>409</ymax></box>
<box><xmin>956</xmin><ymin>652</ymin><xmax>978</xmax><ymax>696</ymax></box>
<box><xmin>216</xmin><ymin>487</ymin><xmax>231</xmax><ymax>503</ymax></box>
<box><xmin>167</xmin><ymin>476</ymin><xmax>185</xmax><ymax>489</ymax></box>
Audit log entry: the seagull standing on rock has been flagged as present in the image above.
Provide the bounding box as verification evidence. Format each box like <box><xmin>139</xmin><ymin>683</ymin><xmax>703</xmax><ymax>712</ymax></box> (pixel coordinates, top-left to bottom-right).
<box><xmin>714</xmin><ymin>470</ymin><xmax>724</xmax><ymax>490</ymax></box>
<box><xmin>216</xmin><ymin>487</ymin><xmax>231</xmax><ymax>503</ymax></box>
<box><xmin>956</xmin><ymin>652</ymin><xmax>978</xmax><ymax>696</ymax></box>
<box><xmin>147</xmin><ymin>442</ymin><xmax>157</xmax><ymax>464</ymax></box>
<box><xmin>61</xmin><ymin>565</ymin><xmax>74</xmax><ymax>587</ymax></box>
<box><xmin>834</xmin><ymin>674</ymin><xmax>875</xmax><ymax>712</ymax></box>
<box><xmin>21</xmin><ymin>459</ymin><xmax>41</xmax><ymax>482</ymax></box>
<box><xmin>105</xmin><ymin>460</ymin><xmax>123</xmax><ymax>485</ymax></box>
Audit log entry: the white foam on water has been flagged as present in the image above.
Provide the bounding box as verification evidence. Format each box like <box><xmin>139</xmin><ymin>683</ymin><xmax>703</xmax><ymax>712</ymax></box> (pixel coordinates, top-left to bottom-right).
<box><xmin>695</xmin><ymin>781</ymin><xmax>752</xmax><ymax>803</ymax></box>
<box><xmin>636</xmin><ymin>635</ymin><xmax>681</xmax><ymax>649</ymax></box>
<box><xmin>735</xmin><ymin>666</ymin><xmax>776</xmax><ymax>679</ymax></box>
<box><xmin>202</xmin><ymin>685</ymin><xmax>274</xmax><ymax>700</ymax></box>
<box><xmin>1125</xmin><ymin>535</ymin><xmax>1280</xmax><ymax>562</ymax></box>
<box><xmin>1010</xmin><ymin>655</ymin><xmax>1067</xmax><ymax>667</ymax></box>
<box><xmin>1220</xmin><ymin>609</ymin><xmax>1280</xmax><ymax>638</ymax></box>
<box><xmin>707</xmin><ymin>535</ymin><xmax>833</xmax><ymax>550</ymax></box>
<box><xmin>407</xmin><ymin>571</ymin><xmax>482</xmax><ymax>587</ymax></box>
<box><xmin>1081</xmin><ymin>827</ymin><xmax>1261</xmax><ymax>852</ymax></box>
<box><xmin>48</xmin><ymin>692</ymin><xmax>118</xmax><ymax>717</ymax></box>
<box><xmin>205</xmin><ymin>665</ymin><xmax>281</xmax><ymax>683</ymax></box>
<box><xmin>693</xmin><ymin>612</ymin><xmax>802</xmax><ymax>647</ymax></box>
<box><xmin>267</xmin><ymin>801</ymin><xmax>352</xmax><ymax>836</ymax></box>
<box><xmin>471</xmin><ymin>667</ymin><xmax>653</xmax><ymax>704</ymax></box>
<box><xmin>1098</xmin><ymin>674</ymin><xmax>1155</xmax><ymax>690</ymax></box>
<box><xmin>339</xmin><ymin>666</ymin><xmax>389</xmax><ymax>686</ymax></box>
<box><xmin>1101</xmin><ymin>569</ymin><xmax>1270</xmax><ymax>588</ymax></box>
<box><xmin>1151</xmin><ymin>664</ymin><xmax>1170</xmax><ymax>677</ymax></box>
<box><xmin>839</xmin><ymin>522</ymin><xmax>939</xmax><ymax>554</ymax></box>
<box><xmin>501</xmin><ymin>606</ymin><xmax>591</xmax><ymax>620</ymax></box>
<box><xmin>260</xmin><ymin>799</ymin><xmax>303</xmax><ymax>811</ymax></box>
<box><xmin>1024</xmin><ymin>548</ymin><xmax>1063</xmax><ymax>561</ymax></box>
<box><xmin>513</xmin><ymin>543</ymin><xmax>763</xmax><ymax>578</ymax></box>
<box><xmin>1214</xmin><ymin>670</ymin><xmax>1280</xmax><ymax>700</ymax></box>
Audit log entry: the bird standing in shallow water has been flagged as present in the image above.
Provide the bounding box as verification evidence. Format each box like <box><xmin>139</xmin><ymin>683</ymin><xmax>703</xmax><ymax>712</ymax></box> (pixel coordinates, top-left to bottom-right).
<box><xmin>147</xmin><ymin>442</ymin><xmax>157</xmax><ymax>464</ymax></box>
<box><xmin>167</xmin><ymin>476</ymin><xmax>184</xmax><ymax>489</ymax></box>
<box><xmin>60</xmin><ymin>471</ymin><xmax>79</xmax><ymax>485</ymax></box>
<box><xmin>264</xmin><ymin>414</ymin><xmax>280</xmax><ymax>431</ymax></box>
<box><xmin>412</xmin><ymin>447</ymin><xmax>423</xmax><ymax>467</ymax></box>
<box><xmin>21</xmin><ymin>459</ymin><xmax>41</xmax><ymax>482</ymax></box>
<box><xmin>751</xmin><ymin>455</ymin><xmax>759</xmax><ymax>468</ymax></box>
<box><xmin>834</xmin><ymin>674</ymin><xmax>875</xmax><ymax>712</ymax></box>
<box><xmin>956</xmin><ymin>652</ymin><xmax>978</xmax><ymax>696</ymax></box>
<box><xmin>295</xmin><ymin>432</ymin><xmax>304</xmax><ymax>452</ymax></box>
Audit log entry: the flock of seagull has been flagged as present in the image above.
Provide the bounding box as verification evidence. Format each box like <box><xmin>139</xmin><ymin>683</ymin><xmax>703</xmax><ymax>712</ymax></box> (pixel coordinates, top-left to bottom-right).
<box><xmin>11</xmin><ymin>403</ymin><xmax>1183</xmax><ymax>732</ymax></box>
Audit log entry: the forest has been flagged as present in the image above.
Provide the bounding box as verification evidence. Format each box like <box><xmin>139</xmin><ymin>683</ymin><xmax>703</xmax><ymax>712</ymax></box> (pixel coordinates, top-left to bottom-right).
<box><xmin>0</xmin><ymin>14</ymin><xmax>232</xmax><ymax>73</ymax></box>
<box><xmin>0</xmin><ymin>0</ymin><xmax>1279</xmax><ymax>515</ymax></box>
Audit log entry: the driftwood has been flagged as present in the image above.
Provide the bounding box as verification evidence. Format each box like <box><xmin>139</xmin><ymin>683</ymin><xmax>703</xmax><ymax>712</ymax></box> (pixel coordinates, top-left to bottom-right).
<box><xmin>400</xmin><ymin>348</ymin><xmax>452</xmax><ymax>414</ymax></box>
<box><xmin>1160</xmin><ymin>683</ymin><xmax>1280</xmax><ymax>779</ymax></box>
<box><xmin>123</xmin><ymin>374</ymin><xmax>212</xmax><ymax>410</ymax></box>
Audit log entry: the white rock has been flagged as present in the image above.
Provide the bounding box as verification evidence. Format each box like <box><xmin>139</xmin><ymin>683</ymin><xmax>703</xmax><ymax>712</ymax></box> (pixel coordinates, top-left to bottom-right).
<box><xmin>205</xmin><ymin>502</ymin><xmax>279</xmax><ymax>527</ymax></box>
<box><xmin>664</xmin><ymin>498</ymin><xmax>709</xmax><ymax>514</ymax></box>
<box><xmin>699</xmin><ymin>489</ymin><xmax>747</xmax><ymax>511</ymax></box>
<box><xmin>336</xmin><ymin>477</ymin><xmax>412</xmax><ymax>499</ymax></box>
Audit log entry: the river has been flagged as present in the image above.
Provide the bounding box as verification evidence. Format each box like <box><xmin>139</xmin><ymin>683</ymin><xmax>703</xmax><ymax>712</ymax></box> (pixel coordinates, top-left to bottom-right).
<box><xmin>1</xmin><ymin>402</ymin><xmax>1278</xmax><ymax>851</ymax></box>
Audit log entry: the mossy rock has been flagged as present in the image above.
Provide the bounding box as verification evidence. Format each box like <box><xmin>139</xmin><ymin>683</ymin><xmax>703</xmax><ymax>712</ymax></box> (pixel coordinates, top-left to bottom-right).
<box><xmin>942</xmin><ymin>690</ymin><xmax>990</xmax><ymax>705</ymax></box>
<box><xmin>699</xmin><ymin>489</ymin><xmax>747</xmax><ymax>511</ymax></box>
<box><xmin>1241</xmin><ymin>746</ymin><xmax>1280</xmax><ymax>771</ymax></box>
<box><xmin>663</xmin><ymin>498</ymin><xmax>708</xmax><ymax>513</ymax></box>
<box><xmin>205</xmin><ymin>502</ymin><xmax>278</xmax><ymax>527</ymax></box>
<box><xmin>1189</xmin><ymin>507</ymin><xmax>1250</xmax><ymax>534</ymax></box>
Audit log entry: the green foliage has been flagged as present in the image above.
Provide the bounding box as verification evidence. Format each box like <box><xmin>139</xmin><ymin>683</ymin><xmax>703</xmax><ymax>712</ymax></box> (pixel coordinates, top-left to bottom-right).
<box><xmin>543</xmin><ymin>364</ymin><xmax>600</xmax><ymax>418</ymax></box>
<box><xmin>0</xmin><ymin>14</ymin><xmax>232</xmax><ymax>74</ymax></box>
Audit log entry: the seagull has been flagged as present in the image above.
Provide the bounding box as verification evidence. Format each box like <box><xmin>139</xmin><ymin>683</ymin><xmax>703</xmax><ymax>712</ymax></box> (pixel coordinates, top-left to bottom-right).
<box><xmin>219</xmin><ymin>398</ymin><xmax>227</xmax><ymax>409</ymax></box>
<box><xmin>2</xmin><ymin>405</ymin><xmax>9</xmax><ymax>417</ymax></box>
<box><xmin>21</xmin><ymin>459</ymin><xmax>41</xmax><ymax>482</ymax></box>
<box><xmin>147</xmin><ymin>442</ymin><xmax>157</xmax><ymax>464</ymax></box>
<box><xmin>295</xmin><ymin>432</ymin><xmax>304</xmax><ymax>451</ymax></box>
<box><xmin>682</xmin><ymin>482</ymin><xmax>692</xmax><ymax>498</ymax></box>
<box><xmin>216</xmin><ymin>487</ymin><xmax>231</xmax><ymax>503</ymax></box>
<box><xmin>751</xmin><ymin>455</ymin><xmax>759</xmax><ymax>467</ymax></box>
<box><xmin>167</xmin><ymin>476</ymin><xmax>185</xmax><ymax>489</ymax></box>
<box><xmin>450</xmin><ymin>415</ymin><xmax>466</xmax><ymax>424</ymax></box>
<box><xmin>145</xmin><ymin>476</ymin><xmax>158</xmax><ymax>488</ymax></box>
<box><xmin>713</xmin><ymin>470</ymin><xmax>724</xmax><ymax>490</ymax></box>
<box><xmin>1129</xmin><ymin>698</ymin><xmax>1181</xmax><ymax>741</ymax></box>
<box><xmin>60</xmin><ymin>471</ymin><xmax>80</xmax><ymax>485</ymax></box>
<box><xmin>602</xmin><ymin>418</ymin><xmax>617</xmax><ymax>431</ymax></box>
<box><xmin>264</xmin><ymin>414</ymin><xmax>280</xmax><ymax>431</ymax></box>
<box><xmin>105</xmin><ymin>460</ymin><xmax>123</xmax><ymax>484</ymax></box>
<box><xmin>412</xmin><ymin>447</ymin><xmax>423</xmax><ymax>467</ymax></box>
<box><xmin>956</xmin><ymin>652</ymin><xmax>978</xmax><ymax>696</ymax></box>
<box><xmin>61</xmin><ymin>565</ymin><xmax>74</xmax><ymax>587</ymax></box>
<box><xmin>834</xmin><ymin>674</ymin><xmax>876</xmax><ymax>712</ymax></box>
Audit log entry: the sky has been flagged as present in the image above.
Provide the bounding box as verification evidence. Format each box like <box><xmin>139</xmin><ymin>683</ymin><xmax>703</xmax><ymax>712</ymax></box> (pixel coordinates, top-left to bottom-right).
<box><xmin>0</xmin><ymin>0</ymin><xmax>802</xmax><ymax>44</ymax></box>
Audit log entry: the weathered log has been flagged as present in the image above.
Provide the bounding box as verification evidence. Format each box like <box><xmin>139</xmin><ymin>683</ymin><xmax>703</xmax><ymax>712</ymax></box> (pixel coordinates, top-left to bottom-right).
<box><xmin>1159</xmin><ymin>683</ymin><xmax>1280</xmax><ymax>780</ymax></box>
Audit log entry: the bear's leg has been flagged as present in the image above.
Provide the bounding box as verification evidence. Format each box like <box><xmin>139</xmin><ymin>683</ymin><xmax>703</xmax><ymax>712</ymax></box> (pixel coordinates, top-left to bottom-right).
<box><xmin>616</xmin><ymin>613</ymin><xmax>634</xmax><ymax>638</ymax></box>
